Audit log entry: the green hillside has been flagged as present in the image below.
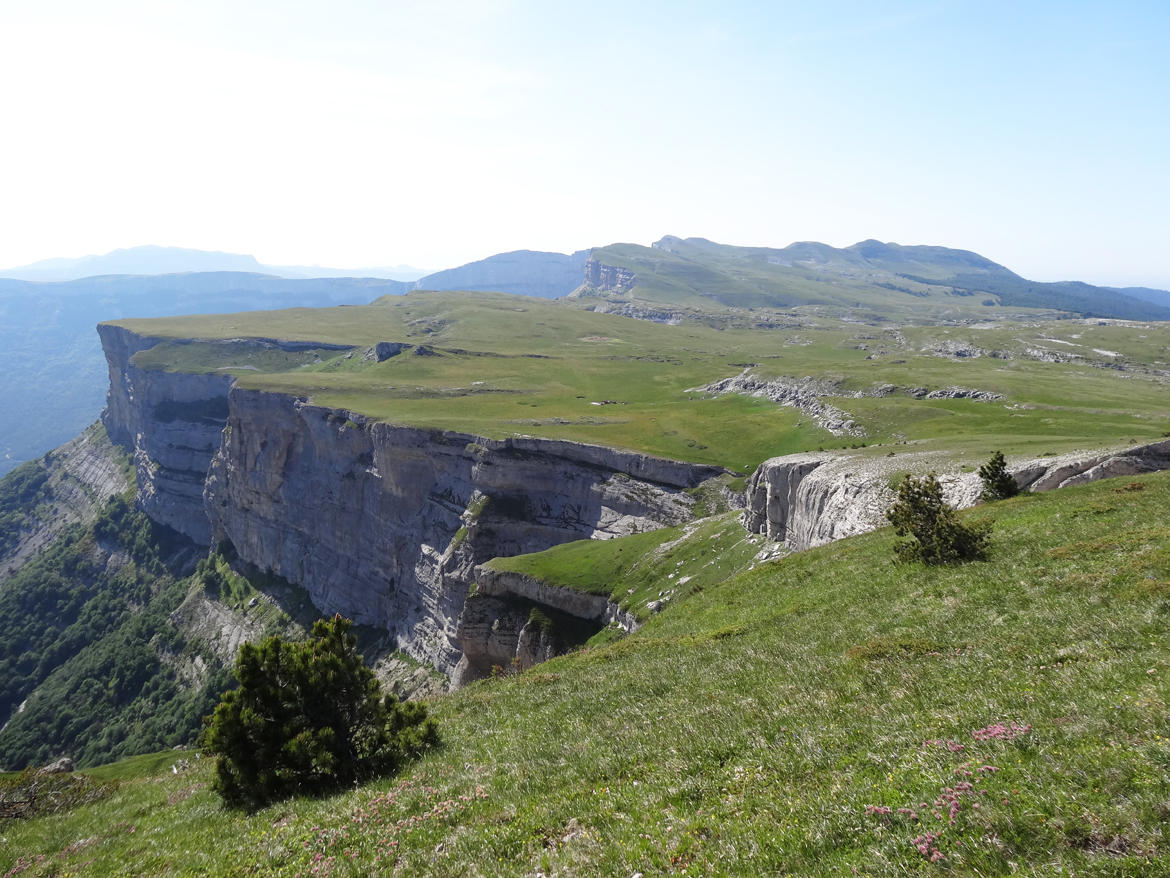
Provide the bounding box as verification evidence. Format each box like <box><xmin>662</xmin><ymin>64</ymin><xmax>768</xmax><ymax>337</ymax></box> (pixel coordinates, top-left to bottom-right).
<box><xmin>4</xmin><ymin>470</ymin><xmax>1170</xmax><ymax>876</ymax></box>
<box><xmin>582</xmin><ymin>236</ymin><xmax>1170</xmax><ymax>322</ymax></box>
<box><xmin>114</xmin><ymin>290</ymin><xmax>1170</xmax><ymax>473</ymax></box>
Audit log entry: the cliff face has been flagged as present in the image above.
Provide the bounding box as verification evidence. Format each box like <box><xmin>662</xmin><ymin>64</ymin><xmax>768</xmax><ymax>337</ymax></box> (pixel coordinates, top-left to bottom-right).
<box><xmin>583</xmin><ymin>259</ymin><xmax>636</xmax><ymax>293</ymax></box>
<box><xmin>98</xmin><ymin>325</ymin><xmax>233</xmax><ymax>545</ymax></box>
<box><xmin>744</xmin><ymin>440</ymin><xmax>1170</xmax><ymax>551</ymax></box>
<box><xmin>99</xmin><ymin>326</ymin><xmax>723</xmax><ymax>678</ymax></box>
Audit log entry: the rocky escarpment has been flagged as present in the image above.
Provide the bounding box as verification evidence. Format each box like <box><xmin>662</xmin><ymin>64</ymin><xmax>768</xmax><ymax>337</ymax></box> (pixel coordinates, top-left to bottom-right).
<box><xmin>744</xmin><ymin>439</ymin><xmax>1170</xmax><ymax>551</ymax></box>
<box><xmin>453</xmin><ymin>567</ymin><xmax>638</xmax><ymax>686</ymax></box>
<box><xmin>99</xmin><ymin>325</ymin><xmax>724</xmax><ymax>680</ymax></box>
<box><xmin>583</xmin><ymin>259</ymin><xmax>636</xmax><ymax>293</ymax></box>
<box><xmin>99</xmin><ymin>324</ymin><xmax>234</xmax><ymax>545</ymax></box>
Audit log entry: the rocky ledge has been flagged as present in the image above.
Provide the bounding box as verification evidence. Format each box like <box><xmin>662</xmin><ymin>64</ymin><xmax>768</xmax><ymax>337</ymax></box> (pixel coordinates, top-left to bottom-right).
<box><xmin>744</xmin><ymin>439</ymin><xmax>1170</xmax><ymax>551</ymax></box>
<box><xmin>452</xmin><ymin>567</ymin><xmax>638</xmax><ymax>686</ymax></box>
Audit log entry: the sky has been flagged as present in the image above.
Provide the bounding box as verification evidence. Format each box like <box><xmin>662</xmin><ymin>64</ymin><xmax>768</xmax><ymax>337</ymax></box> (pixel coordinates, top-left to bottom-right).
<box><xmin>0</xmin><ymin>1</ymin><xmax>1167</xmax><ymax>287</ymax></box>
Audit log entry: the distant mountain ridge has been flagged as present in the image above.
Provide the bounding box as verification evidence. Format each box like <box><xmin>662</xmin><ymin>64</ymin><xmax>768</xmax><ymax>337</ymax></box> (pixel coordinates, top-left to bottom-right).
<box><xmin>0</xmin><ymin>244</ymin><xmax>430</xmax><ymax>282</ymax></box>
<box><xmin>414</xmin><ymin>249</ymin><xmax>592</xmax><ymax>298</ymax></box>
<box><xmin>584</xmin><ymin>236</ymin><xmax>1170</xmax><ymax>322</ymax></box>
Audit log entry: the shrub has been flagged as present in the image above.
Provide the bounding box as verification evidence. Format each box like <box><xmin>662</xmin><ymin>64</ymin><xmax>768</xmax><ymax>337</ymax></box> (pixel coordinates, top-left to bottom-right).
<box><xmin>200</xmin><ymin>614</ymin><xmax>438</xmax><ymax>810</ymax></box>
<box><xmin>886</xmin><ymin>473</ymin><xmax>991</xmax><ymax>565</ymax></box>
<box><xmin>978</xmin><ymin>450</ymin><xmax>1019</xmax><ymax>502</ymax></box>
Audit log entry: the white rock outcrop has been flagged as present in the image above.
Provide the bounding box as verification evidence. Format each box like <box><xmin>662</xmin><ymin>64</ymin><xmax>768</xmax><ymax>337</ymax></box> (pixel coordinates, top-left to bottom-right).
<box><xmin>744</xmin><ymin>439</ymin><xmax>1170</xmax><ymax>551</ymax></box>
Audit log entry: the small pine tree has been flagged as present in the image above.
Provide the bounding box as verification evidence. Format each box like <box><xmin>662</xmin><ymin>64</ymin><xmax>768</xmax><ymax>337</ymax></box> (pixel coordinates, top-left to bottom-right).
<box><xmin>886</xmin><ymin>473</ymin><xmax>992</xmax><ymax>565</ymax></box>
<box><xmin>200</xmin><ymin>614</ymin><xmax>438</xmax><ymax>810</ymax></box>
<box><xmin>978</xmin><ymin>450</ymin><xmax>1019</xmax><ymax>502</ymax></box>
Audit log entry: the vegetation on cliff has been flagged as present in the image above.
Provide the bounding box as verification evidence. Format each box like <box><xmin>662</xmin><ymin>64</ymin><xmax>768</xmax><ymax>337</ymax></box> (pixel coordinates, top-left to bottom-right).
<box><xmin>3</xmin><ymin>470</ymin><xmax>1169</xmax><ymax>875</ymax></box>
<box><xmin>0</xmin><ymin>494</ymin><xmax>233</xmax><ymax>769</ymax></box>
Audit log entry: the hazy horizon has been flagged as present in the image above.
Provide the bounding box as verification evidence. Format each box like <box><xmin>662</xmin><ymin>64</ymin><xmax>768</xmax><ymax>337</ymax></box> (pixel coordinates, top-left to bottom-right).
<box><xmin>1</xmin><ymin>2</ymin><xmax>1167</xmax><ymax>289</ymax></box>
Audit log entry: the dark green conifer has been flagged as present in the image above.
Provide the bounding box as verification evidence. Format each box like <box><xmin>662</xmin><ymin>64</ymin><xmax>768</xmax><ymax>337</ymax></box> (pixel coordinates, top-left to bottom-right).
<box><xmin>978</xmin><ymin>450</ymin><xmax>1020</xmax><ymax>502</ymax></box>
<box><xmin>886</xmin><ymin>473</ymin><xmax>992</xmax><ymax>565</ymax></box>
<box><xmin>201</xmin><ymin>614</ymin><xmax>438</xmax><ymax>809</ymax></box>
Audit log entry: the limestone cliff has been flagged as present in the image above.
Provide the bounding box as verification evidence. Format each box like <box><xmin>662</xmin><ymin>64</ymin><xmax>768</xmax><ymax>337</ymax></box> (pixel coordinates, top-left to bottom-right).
<box><xmin>744</xmin><ymin>440</ymin><xmax>1170</xmax><ymax>551</ymax></box>
<box><xmin>583</xmin><ymin>259</ymin><xmax>636</xmax><ymax>293</ymax></box>
<box><xmin>452</xmin><ymin>567</ymin><xmax>639</xmax><ymax>686</ymax></box>
<box><xmin>99</xmin><ymin>324</ymin><xmax>233</xmax><ymax>545</ymax></box>
<box><xmin>99</xmin><ymin>326</ymin><xmax>725</xmax><ymax>679</ymax></box>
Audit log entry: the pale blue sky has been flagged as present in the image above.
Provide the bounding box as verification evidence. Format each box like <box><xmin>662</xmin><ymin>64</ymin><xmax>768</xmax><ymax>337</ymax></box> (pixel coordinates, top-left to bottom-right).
<box><xmin>1</xmin><ymin>1</ymin><xmax>1166</xmax><ymax>286</ymax></box>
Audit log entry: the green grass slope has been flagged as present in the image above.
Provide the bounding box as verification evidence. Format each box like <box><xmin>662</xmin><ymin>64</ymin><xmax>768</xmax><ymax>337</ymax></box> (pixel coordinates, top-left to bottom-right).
<box><xmin>585</xmin><ymin>236</ymin><xmax>1170</xmax><ymax>322</ymax></box>
<box><xmin>5</xmin><ymin>471</ymin><xmax>1170</xmax><ymax>876</ymax></box>
<box><xmin>111</xmin><ymin>291</ymin><xmax>1170</xmax><ymax>472</ymax></box>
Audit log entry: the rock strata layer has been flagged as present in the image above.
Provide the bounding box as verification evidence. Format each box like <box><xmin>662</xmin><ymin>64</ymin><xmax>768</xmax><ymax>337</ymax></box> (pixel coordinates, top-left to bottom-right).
<box><xmin>99</xmin><ymin>325</ymin><xmax>724</xmax><ymax>680</ymax></box>
<box><xmin>452</xmin><ymin>567</ymin><xmax>638</xmax><ymax>685</ymax></box>
<box><xmin>744</xmin><ymin>439</ymin><xmax>1170</xmax><ymax>551</ymax></box>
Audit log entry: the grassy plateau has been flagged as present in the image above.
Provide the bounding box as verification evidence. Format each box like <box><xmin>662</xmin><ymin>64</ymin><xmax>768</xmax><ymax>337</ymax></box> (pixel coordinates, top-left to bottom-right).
<box><xmin>112</xmin><ymin>290</ymin><xmax>1170</xmax><ymax>474</ymax></box>
<box><xmin>4</xmin><ymin>470</ymin><xmax>1170</xmax><ymax>876</ymax></box>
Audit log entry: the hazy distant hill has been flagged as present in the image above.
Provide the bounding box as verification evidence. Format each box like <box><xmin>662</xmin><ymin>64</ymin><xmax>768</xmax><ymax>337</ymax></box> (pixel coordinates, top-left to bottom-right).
<box><xmin>1110</xmin><ymin>286</ymin><xmax>1170</xmax><ymax>309</ymax></box>
<box><xmin>0</xmin><ymin>273</ymin><xmax>412</xmax><ymax>475</ymax></box>
<box><xmin>0</xmin><ymin>245</ymin><xmax>429</xmax><ymax>283</ymax></box>
<box><xmin>583</xmin><ymin>236</ymin><xmax>1170</xmax><ymax>322</ymax></box>
<box><xmin>415</xmin><ymin>249</ymin><xmax>592</xmax><ymax>298</ymax></box>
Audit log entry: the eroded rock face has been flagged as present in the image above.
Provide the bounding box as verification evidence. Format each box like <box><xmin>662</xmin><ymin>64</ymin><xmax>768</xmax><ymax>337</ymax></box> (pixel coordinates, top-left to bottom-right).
<box><xmin>584</xmin><ymin>259</ymin><xmax>636</xmax><ymax>292</ymax></box>
<box><xmin>744</xmin><ymin>440</ymin><xmax>1170</xmax><ymax>552</ymax></box>
<box><xmin>451</xmin><ymin>567</ymin><xmax>639</xmax><ymax>686</ymax></box>
<box><xmin>99</xmin><ymin>324</ymin><xmax>232</xmax><ymax>545</ymax></box>
<box><xmin>0</xmin><ymin>422</ymin><xmax>132</xmax><ymax>583</ymax></box>
<box><xmin>99</xmin><ymin>325</ymin><xmax>723</xmax><ymax>679</ymax></box>
<box><xmin>203</xmin><ymin>388</ymin><xmax>708</xmax><ymax>675</ymax></box>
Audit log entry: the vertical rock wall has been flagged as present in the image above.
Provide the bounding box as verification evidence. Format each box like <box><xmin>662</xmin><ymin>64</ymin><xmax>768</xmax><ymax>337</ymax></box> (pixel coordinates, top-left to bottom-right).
<box><xmin>744</xmin><ymin>440</ymin><xmax>1170</xmax><ymax>552</ymax></box>
<box><xmin>99</xmin><ymin>325</ymin><xmax>724</xmax><ymax>677</ymax></box>
<box><xmin>98</xmin><ymin>325</ymin><xmax>233</xmax><ymax>545</ymax></box>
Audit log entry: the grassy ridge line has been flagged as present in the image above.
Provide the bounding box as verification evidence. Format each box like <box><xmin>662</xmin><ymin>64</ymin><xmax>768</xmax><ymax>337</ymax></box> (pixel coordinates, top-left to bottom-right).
<box><xmin>109</xmin><ymin>291</ymin><xmax>1170</xmax><ymax>472</ymax></box>
<box><xmin>5</xmin><ymin>471</ymin><xmax>1170</xmax><ymax>875</ymax></box>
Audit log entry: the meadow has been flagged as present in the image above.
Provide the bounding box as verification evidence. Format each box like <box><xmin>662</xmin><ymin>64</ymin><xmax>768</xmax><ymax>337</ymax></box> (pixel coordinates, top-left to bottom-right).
<box><xmin>3</xmin><ymin>469</ymin><xmax>1169</xmax><ymax>875</ymax></box>
<box><xmin>114</xmin><ymin>291</ymin><xmax>1170</xmax><ymax>473</ymax></box>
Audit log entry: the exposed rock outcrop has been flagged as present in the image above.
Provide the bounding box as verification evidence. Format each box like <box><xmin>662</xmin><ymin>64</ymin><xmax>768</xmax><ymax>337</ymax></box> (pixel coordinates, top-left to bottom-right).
<box><xmin>744</xmin><ymin>439</ymin><xmax>1170</xmax><ymax>551</ymax></box>
<box><xmin>99</xmin><ymin>326</ymin><xmax>725</xmax><ymax>680</ymax></box>
<box><xmin>583</xmin><ymin>259</ymin><xmax>636</xmax><ymax>293</ymax></box>
<box><xmin>702</xmin><ymin>370</ymin><xmax>1007</xmax><ymax>437</ymax></box>
<box><xmin>592</xmin><ymin>302</ymin><xmax>685</xmax><ymax>325</ymax></box>
<box><xmin>699</xmin><ymin>371</ymin><xmax>867</xmax><ymax>437</ymax></box>
<box><xmin>452</xmin><ymin>566</ymin><xmax>638</xmax><ymax>686</ymax></box>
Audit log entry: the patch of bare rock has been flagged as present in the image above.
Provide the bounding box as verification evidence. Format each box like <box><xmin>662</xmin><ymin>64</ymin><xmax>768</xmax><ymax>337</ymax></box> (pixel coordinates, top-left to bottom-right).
<box><xmin>743</xmin><ymin>438</ymin><xmax>1170</xmax><ymax>551</ymax></box>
